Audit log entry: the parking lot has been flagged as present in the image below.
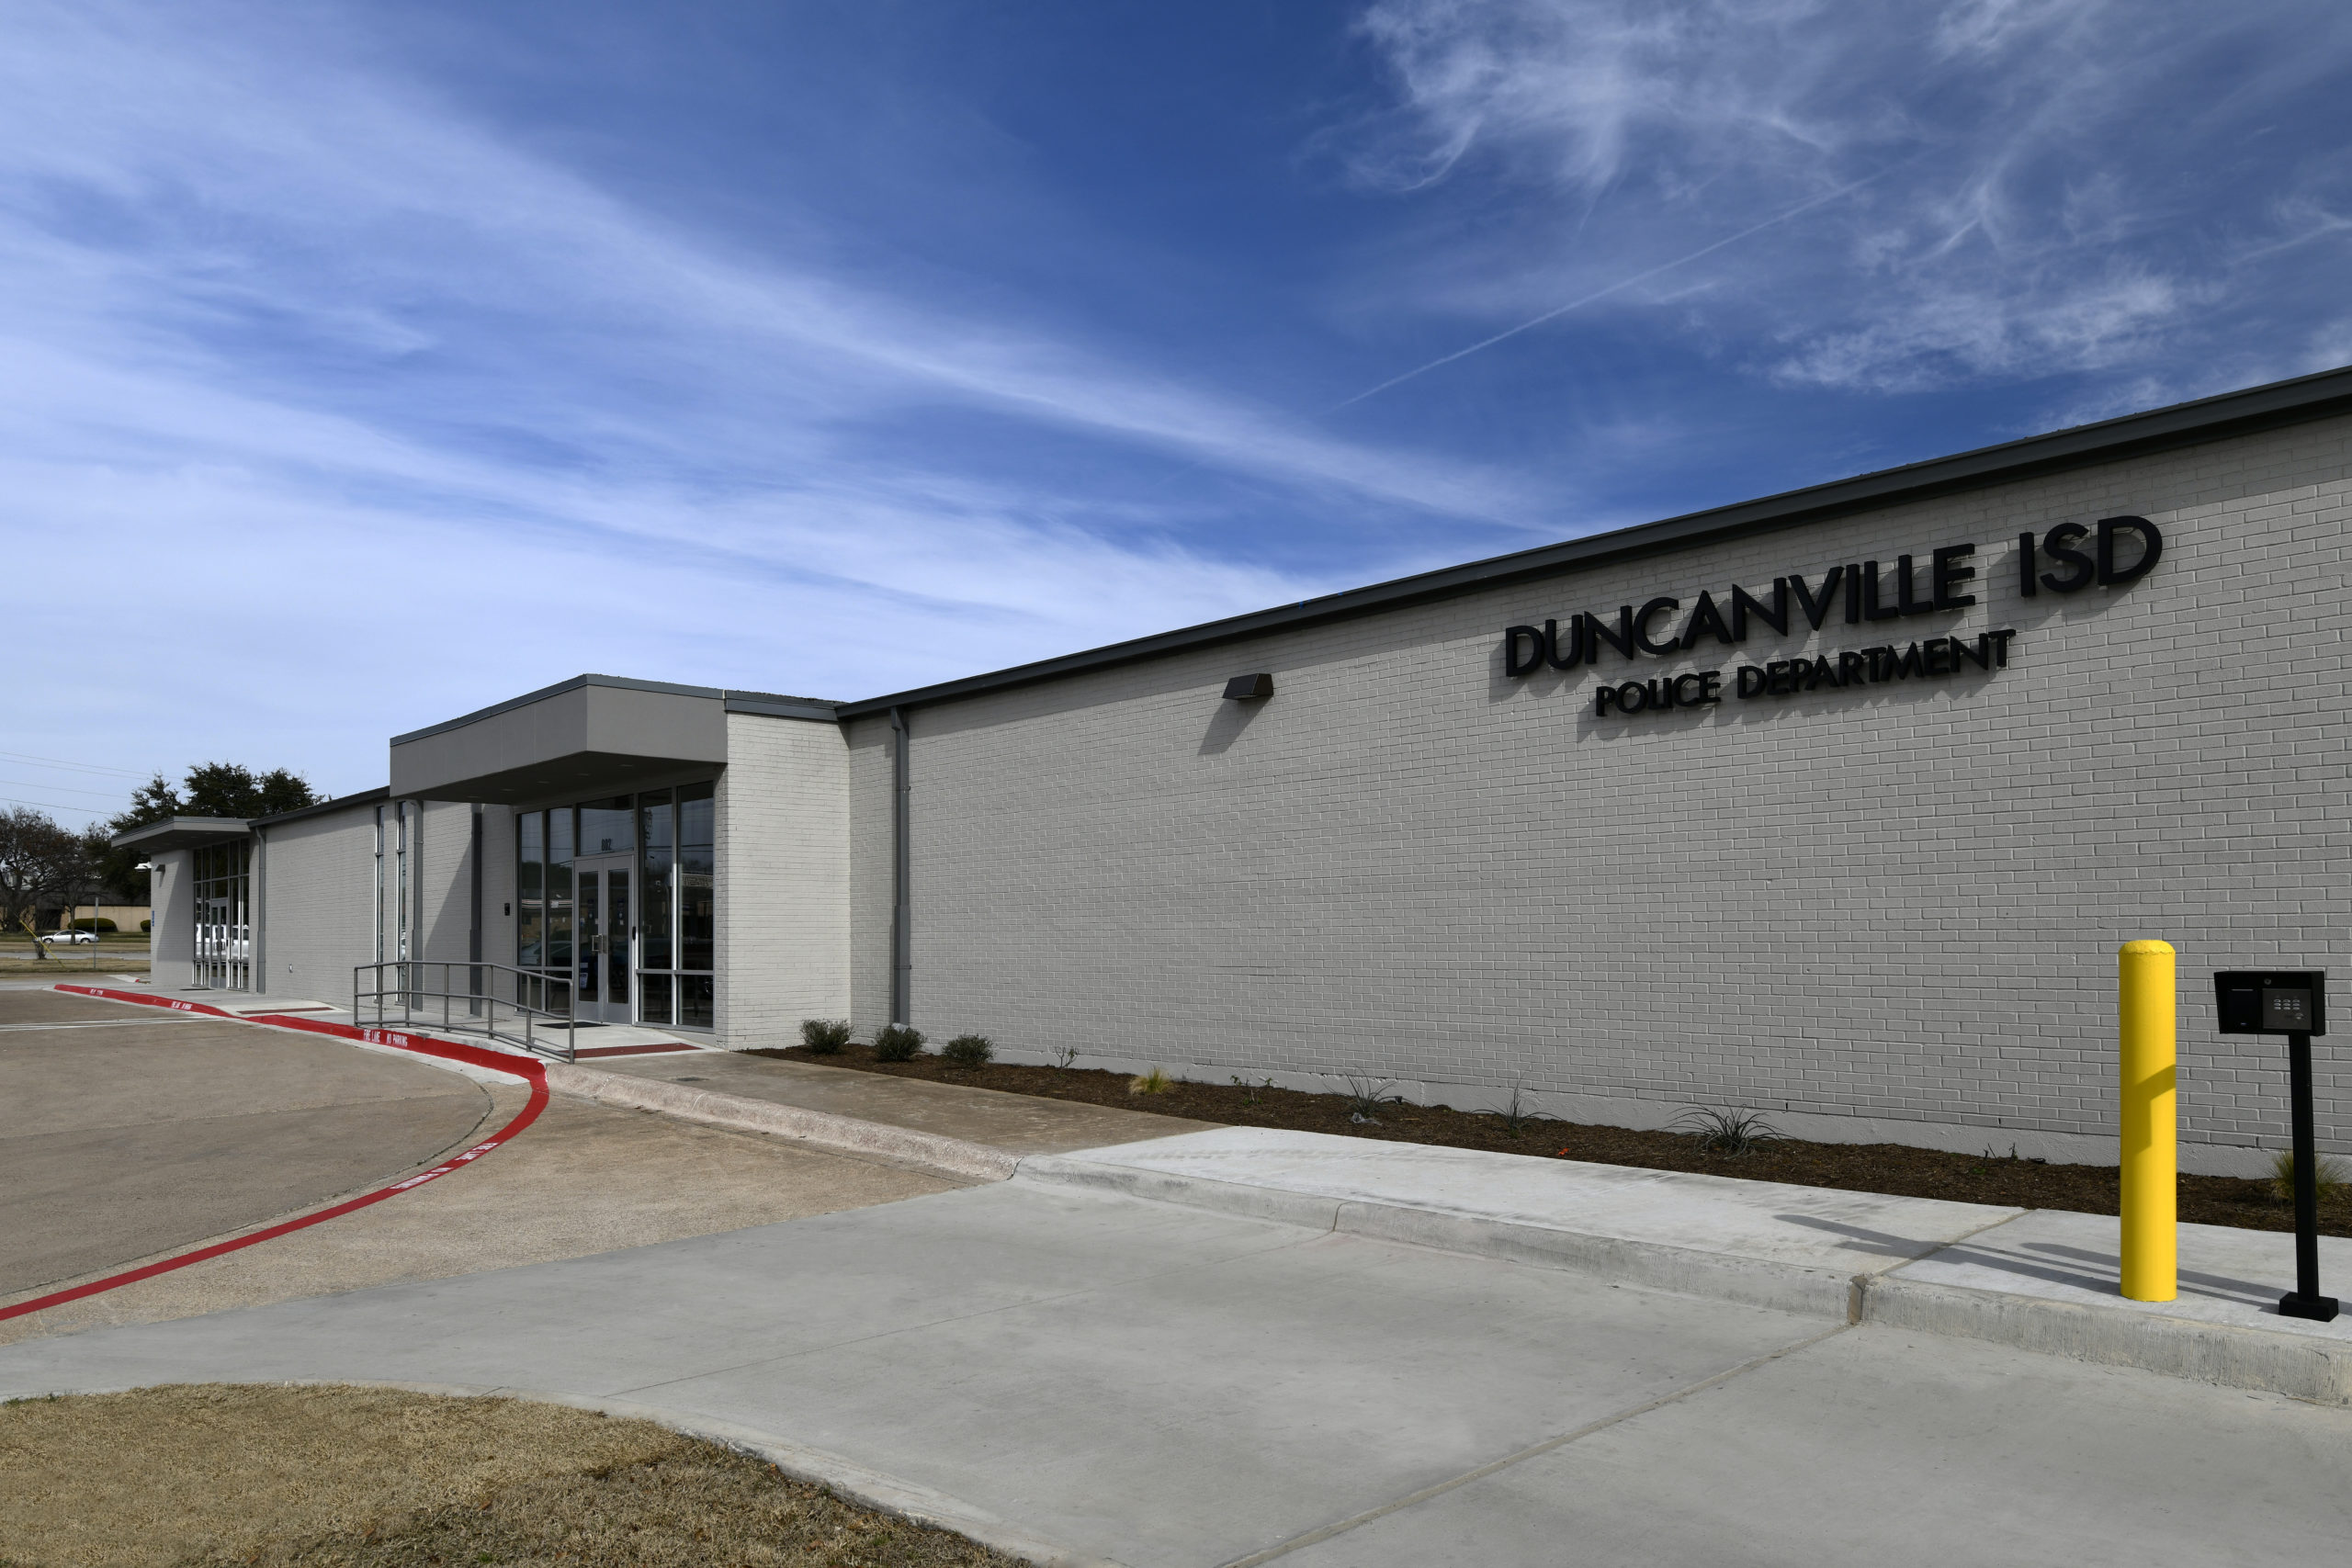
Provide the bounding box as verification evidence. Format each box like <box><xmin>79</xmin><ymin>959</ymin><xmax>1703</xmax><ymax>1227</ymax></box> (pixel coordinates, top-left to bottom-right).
<box><xmin>0</xmin><ymin>987</ymin><xmax>966</xmax><ymax>1342</ymax></box>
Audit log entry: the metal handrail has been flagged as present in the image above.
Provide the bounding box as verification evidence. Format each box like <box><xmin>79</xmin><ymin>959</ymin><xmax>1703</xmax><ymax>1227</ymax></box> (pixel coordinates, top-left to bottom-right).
<box><xmin>353</xmin><ymin>958</ymin><xmax>579</xmax><ymax>1062</ymax></box>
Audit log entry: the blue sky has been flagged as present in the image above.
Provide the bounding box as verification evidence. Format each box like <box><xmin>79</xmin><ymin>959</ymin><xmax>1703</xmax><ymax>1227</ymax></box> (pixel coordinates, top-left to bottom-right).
<box><xmin>6</xmin><ymin>0</ymin><xmax>2349</xmax><ymax>818</ymax></box>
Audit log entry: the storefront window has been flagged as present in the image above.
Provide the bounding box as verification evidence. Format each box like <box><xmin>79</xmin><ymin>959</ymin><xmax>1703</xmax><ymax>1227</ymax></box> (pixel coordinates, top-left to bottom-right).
<box><xmin>191</xmin><ymin>840</ymin><xmax>251</xmax><ymax>990</ymax></box>
<box><xmin>516</xmin><ymin>810</ymin><xmax>543</xmax><ymax>970</ymax></box>
<box><xmin>513</xmin><ymin>782</ymin><xmax>714</xmax><ymax>1031</ymax></box>
<box><xmin>580</xmin><ymin>797</ymin><xmax>634</xmax><ymax>856</ymax></box>
<box><xmin>680</xmin><ymin>784</ymin><xmax>714</xmax><ymax>976</ymax></box>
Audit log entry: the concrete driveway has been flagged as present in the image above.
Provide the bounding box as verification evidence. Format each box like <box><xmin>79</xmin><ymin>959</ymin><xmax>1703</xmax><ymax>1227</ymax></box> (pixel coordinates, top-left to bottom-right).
<box><xmin>4</xmin><ymin>1174</ymin><xmax>2346</xmax><ymax>1568</ymax></box>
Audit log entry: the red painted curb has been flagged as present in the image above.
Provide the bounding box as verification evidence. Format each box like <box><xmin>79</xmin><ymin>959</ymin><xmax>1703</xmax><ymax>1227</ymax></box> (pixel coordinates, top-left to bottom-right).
<box><xmin>1</xmin><ymin>987</ymin><xmax>550</xmax><ymax>1325</ymax></box>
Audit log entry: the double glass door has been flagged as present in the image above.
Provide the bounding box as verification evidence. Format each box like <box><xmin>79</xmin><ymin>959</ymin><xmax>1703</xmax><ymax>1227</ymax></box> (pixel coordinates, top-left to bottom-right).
<box><xmin>572</xmin><ymin>853</ymin><xmax>633</xmax><ymax>1023</ymax></box>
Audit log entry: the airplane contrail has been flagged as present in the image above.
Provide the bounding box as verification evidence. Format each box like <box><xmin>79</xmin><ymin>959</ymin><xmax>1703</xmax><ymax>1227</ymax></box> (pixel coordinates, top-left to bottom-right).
<box><xmin>1329</xmin><ymin>168</ymin><xmax>1896</xmax><ymax>413</ymax></box>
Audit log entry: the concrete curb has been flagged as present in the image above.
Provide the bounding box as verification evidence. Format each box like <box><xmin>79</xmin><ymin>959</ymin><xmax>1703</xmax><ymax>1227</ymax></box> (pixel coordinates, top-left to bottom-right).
<box><xmin>544</xmin><ymin>1063</ymin><xmax>1021</xmax><ymax>1183</ymax></box>
<box><xmin>1860</xmin><ymin>1274</ymin><xmax>2352</xmax><ymax>1407</ymax></box>
<box><xmin>1016</xmin><ymin>1155</ymin><xmax>2352</xmax><ymax>1405</ymax></box>
<box><xmin>1015</xmin><ymin>1155</ymin><xmax>1860</xmax><ymax>1320</ymax></box>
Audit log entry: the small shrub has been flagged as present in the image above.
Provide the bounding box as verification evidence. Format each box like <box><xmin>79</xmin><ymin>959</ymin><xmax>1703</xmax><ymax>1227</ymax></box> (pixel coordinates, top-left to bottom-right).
<box><xmin>798</xmin><ymin>1018</ymin><xmax>853</xmax><ymax>1054</ymax></box>
<box><xmin>140</xmin><ymin>919</ymin><xmax>152</xmax><ymax>933</ymax></box>
<box><xmin>70</xmin><ymin>918</ymin><xmax>118</xmax><ymax>932</ymax></box>
<box><xmin>943</xmin><ymin>1033</ymin><xmax>994</xmax><ymax>1067</ymax></box>
<box><xmin>871</xmin><ymin>1024</ymin><xmax>926</xmax><ymax>1062</ymax></box>
<box><xmin>1671</xmin><ymin>1107</ymin><xmax>1782</xmax><ymax>1156</ymax></box>
<box><xmin>1051</xmin><ymin>1044</ymin><xmax>1080</xmax><ymax>1069</ymax></box>
<box><xmin>2270</xmin><ymin>1149</ymin><xmax>2350</xmax><ymax>1201</ymax></box>
<box><xmin>1128</xmin><ymin>1067</ymin><xmax>1173</xmax><ymax>1095</ymax></box>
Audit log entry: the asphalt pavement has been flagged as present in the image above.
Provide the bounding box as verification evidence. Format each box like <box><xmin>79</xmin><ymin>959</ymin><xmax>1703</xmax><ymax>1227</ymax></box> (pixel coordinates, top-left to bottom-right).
<box><xmin>0</xmin><ymin>988</ymin><xmax>492</xmax><ymax>1298</ymax></box>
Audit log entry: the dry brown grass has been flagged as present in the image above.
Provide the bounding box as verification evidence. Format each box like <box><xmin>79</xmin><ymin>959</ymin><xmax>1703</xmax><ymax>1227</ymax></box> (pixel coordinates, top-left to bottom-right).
<box><xmin>0</xmin><ymin>1384</ymin><xmax>1024</xmax><ymax>1568</ymax></box>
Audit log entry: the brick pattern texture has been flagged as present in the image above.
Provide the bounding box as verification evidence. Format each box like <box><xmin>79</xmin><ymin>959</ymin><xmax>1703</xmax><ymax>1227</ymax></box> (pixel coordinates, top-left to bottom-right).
<box><xmin>853</xmin><ymin>416</ymin><xmax>2352</xmax><ymax>1170</ymax></box>
<box><xmin>718</xmin><ymin>712</ymin><xmax>853</xmax><ymax>1043</ymax></box>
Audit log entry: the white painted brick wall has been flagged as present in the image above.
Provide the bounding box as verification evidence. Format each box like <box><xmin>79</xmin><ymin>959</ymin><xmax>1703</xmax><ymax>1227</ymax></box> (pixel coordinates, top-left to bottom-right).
<box><xmin>860</xmin><ymin>415</ymin><xmax>2352</xmax><ymax>1175</ymax></box>
<box><xmin>847</xmin><ymin>716</ymin><xmax>896</xmax><ymax>1037</ymax></box>
<box><xmin>717</xmin><ymin>712</ymin><xmax>853</xmax><ymax>1047</ymax></box>
<box><xmin>258</xmin><ymin>797</ymin><xmax>498</xmax><ymax>1019</ymax></box>
<box><xmin>148</xmin><ymin>847</ymin><xmax>194</xmax><ymax>984</ymax></box>
<box><xmin>259</xmin><ymin>804</ymin><xmax>374</xmax><ymax>1008</ymax></box>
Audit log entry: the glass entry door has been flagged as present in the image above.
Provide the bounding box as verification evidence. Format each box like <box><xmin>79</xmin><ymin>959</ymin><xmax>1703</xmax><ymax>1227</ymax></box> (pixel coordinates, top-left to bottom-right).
<box><xmin>572</xmin><ymin>853</ymin><xmax>633</xmax><ymax>1024</ymax></box>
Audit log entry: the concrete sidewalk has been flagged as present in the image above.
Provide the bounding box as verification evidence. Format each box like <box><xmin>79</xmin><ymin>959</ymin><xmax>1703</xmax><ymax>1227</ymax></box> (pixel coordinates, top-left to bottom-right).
<box><xmin>2</xmin><ymin>1177</ymin><xmax>2345</xmax><ymax>1568</ymax></box>
<box><xmin>583</xmin><ymin>1048</ymin><xmax>1217</xmax><ymax>1156</ymax></box>
<box><xmin>1027</xmin><ymin>1127</ymin><xmax>2352</xmax><ymax>1404</ymax></box>
<box><xmin>46</xmin><ymin>985</ymin><xmax>2350</xmax><ymax>1404</ymax></box>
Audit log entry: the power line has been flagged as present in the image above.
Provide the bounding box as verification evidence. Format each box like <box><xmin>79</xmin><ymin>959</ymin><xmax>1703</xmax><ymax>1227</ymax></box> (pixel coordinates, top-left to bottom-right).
<box><xmin>0</xmin><ymin>795</ymin><xmax>108</xmax><ymax>819</ymax></box>
<box><xmin>0</xmin><ymin>749</ymin><xmax>152</xmax><ymax>779</ymax></box>
<box><xmin>0</xmin><ymin>777</ymin><xmax>130</xmax><ymax>801</ymax></box>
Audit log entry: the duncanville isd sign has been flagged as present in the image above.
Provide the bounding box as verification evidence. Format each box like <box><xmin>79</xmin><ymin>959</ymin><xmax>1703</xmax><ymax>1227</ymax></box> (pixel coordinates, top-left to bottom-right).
<box><xmin>1502</xmin><ymin>517</ymin><xmax>2163</xmax><ymax>717</ymax></box>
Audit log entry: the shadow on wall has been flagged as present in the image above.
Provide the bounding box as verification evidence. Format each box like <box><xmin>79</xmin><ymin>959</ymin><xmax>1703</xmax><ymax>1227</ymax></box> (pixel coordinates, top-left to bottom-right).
<box><xmin>1199</xmin><ymin>694</ymin><xmax>1271</xmax><ymax>756</ymax></box>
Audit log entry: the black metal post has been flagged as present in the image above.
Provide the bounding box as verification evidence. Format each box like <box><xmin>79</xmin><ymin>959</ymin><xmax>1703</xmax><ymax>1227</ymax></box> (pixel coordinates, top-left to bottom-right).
<box><xmin>2278</xmin><ymin>1030</ymin><xmax>2339</xmax><ymax>1322</ymax></box>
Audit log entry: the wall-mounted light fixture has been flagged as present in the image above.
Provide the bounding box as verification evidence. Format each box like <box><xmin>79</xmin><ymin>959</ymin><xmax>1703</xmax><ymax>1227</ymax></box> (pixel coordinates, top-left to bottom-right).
<box><xmin>1222</xmin><ymin>673</ymin><xmax>1273</xmax><ymax>701</ymax></box>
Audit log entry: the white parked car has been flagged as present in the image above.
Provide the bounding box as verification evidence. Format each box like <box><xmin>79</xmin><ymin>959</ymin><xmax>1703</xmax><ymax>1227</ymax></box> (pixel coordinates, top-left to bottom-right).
<box><xmin>39</xmin><ymin>930</ymin><xmax>98</xmax><ymax>945</ymax></box>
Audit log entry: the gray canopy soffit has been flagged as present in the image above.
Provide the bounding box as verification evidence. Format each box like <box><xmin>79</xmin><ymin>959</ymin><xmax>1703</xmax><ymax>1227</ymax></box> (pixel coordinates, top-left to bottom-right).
<box><xmin>112</xmin><ymin>817</ymin><xmax>251</xmax><ymax>852</ymax></box>
<box><xmin>390</xmin><ymin>675</ymin><xmax>836</xmax><ymax>804</ymax></box>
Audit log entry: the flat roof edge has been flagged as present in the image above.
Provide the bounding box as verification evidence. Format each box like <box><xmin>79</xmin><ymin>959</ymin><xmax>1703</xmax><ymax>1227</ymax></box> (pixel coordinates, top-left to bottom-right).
<box><xmin>251</xmin><ymin>787</ymin><xmax>392</xmax><ymax>828</ymax></box>
<box><xmin>835</xmin><ymin>364</ymin><xmax>2352</xmax><ymax>717</ymax></box>
<box><xmin>391</xmin><ymin>675</ymin><xmax>842</xmax><ymax>747</ymax></box>
<box><xmin>723</xmin><ymin>696</ymin><xmax>842</xmax><ymax>722</ymax></box>
<box><xmin>111</xmin><ymin>817</ymin><xmax>250</xmax><ymax>850</ymax></box>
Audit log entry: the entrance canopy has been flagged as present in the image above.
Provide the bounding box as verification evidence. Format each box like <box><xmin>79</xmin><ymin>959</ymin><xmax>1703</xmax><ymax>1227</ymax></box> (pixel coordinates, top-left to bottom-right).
<box><xmin>389</xmin><ymin>673</ymin><xmax>833</xmax><ymax>804</ymax></box>
<box><xmin>111</xmin><ymin>817</ymin><xmax>250</xmax><ymax>853</ymax></box>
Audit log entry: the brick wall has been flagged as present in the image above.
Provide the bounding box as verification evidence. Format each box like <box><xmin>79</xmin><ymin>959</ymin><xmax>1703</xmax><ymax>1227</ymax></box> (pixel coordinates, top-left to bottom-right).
<box><xmin>258</xmin><ymin>797</ymin><xmax>493</xmax><ymax>1021</ymax></box>
<box><xmin>148</xmin><ymin>847</ymin><xmax>194</xmax><ymax>984</ymax></box>
<box><xmin>860</xmin><ymin>414</ymin><xmax>2352</xmax><ymax>1175</ymax></box>
<box><xmin>847</xmin><ymin>714</ymin><xmax>896</xmax><ymax>1037</ymax></box>
<box><xmin>258</xmin><ymin>803</ymin><xmax>374</xmax><ymax>1008</ymax></box>
<box><xmin>716</xmin><ymin>711</ymin><xmax>853</xmax><ymax>1047</ymax></box>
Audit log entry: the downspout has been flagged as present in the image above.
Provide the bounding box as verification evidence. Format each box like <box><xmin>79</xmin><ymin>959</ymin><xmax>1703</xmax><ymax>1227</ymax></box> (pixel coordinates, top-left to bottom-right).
<box><xmin>889</xmin><ymin>705</ymin><xmax>910</xmax><ymax>1026</ymax></box>
<box><xmin>251</xmin><ymin>825</ymin><xmax>266</xmax><ymax>994</ymax></box>
<box><xmin>469</xmin><ymin>804</ymin><xmax>483</xmax><ymax>1016</ymax></box>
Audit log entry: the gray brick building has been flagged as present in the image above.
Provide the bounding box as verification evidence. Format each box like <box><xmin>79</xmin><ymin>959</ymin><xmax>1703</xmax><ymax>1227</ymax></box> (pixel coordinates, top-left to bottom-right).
<box><xmin>126</xmin><ymin>367</ymin><xmax>2352</xmax><ymax>1175</ymax></box>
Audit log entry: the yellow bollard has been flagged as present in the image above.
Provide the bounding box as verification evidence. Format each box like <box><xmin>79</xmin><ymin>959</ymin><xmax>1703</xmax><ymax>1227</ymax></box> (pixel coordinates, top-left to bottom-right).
<box><xmin>2119</xmin><ymin>940</ymin><xmax>2177</xmax><ymax>1302</ymax></box>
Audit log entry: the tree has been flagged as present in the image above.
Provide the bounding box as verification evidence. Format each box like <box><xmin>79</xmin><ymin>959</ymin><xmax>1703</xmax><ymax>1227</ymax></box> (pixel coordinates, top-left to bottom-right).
<box><xmin>0</xmin><ymin>807</ymin><xmax>90</xmax><ymax>959</ymax></box>
<box><xmin>95</xmin><ymin>762</ymin><xmax>322</xmax><ymax>902</ymax></box>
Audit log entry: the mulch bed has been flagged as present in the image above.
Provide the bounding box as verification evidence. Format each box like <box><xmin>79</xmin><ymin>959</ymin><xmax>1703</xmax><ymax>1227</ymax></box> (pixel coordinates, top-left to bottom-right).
<box><xmin>752</xmin><ymin>1044</ymin><xmax>2352</xmax><ymax>1237</ymax></box>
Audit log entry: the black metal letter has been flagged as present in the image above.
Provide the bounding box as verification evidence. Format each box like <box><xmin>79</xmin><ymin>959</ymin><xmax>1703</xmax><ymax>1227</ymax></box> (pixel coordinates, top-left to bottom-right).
<box><xmin>1544</xmin><ymin>615</ymin><xmax>1585</xmax><ymax>671</ymax></box>
<box><xmin>2097</xmin><ymin>516</ymin><xmax>2163</xmax><ymax>586</ymax></box>
<box><xmin>2040</xmin><ymin>524</ymin><xmax>2094</xmax><ymax>592</ymax></box>
<box><xmin>1790</xmin><ymin>566</ymin><xmax>1844</xmax><ymax>630</ymax></box>
<box><xmin>1860</xmin><ymin>561</ymin><xmax>1903</xmax><ymax>621</ymax></box>
<box><xmin>1589</xmin><ymin>606</ymin><xmax>1636</xmax><ymax>660</ymax></box>
<box><xmin>1504</xmin><ymin>625</ymin><xmax>1547</xmax><ymax>677</ymax></box>
<box><xmin>1732</xmin><ymin>580</ymin><xmax>1790</xmax><ymax>638</ymax></box>
<box><xmin>1680</xmin><ymin>591</ymin><xmax>1736</xmax><ymax>649</ymax></box>
<box><xmin>1932</xmin><ymin>544</ymin><xmax>1978</xmax><ymax>610</ymax></box>
<box><xmin>1633</xmin><ymin>598</ymin><xmax>1681</xmax><ymax>656</ymax></box>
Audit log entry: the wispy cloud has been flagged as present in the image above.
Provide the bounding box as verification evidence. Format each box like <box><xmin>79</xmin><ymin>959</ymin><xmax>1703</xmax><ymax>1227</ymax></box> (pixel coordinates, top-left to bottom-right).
<box><xmin>0</xmin><ymin>1</ymin><xmax>1532</xmax><ymax>791</ymax></box>
<box><xmin>1340</xmin><ymin>0</ymin><xmax>2352</xmax><ymax>402</ymax></box>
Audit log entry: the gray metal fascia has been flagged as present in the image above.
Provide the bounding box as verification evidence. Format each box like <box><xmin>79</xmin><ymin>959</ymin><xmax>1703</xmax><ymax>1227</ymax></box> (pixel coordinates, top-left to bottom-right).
<box><xmin>394</xmin><ymin>675</ymin><xmax>843</xmax><ymax>747</ymax></box>
<box><xmin>110</xmin><ymin>817</ymin><xmax>251</xmax><ymax>851</ymax></box>
<box><xmin>722</xmin><ymin>696</ymin><xmax>842</xmax><ymax>722</ymax></box>
<box><xmin>833</xmin><ymin>363</ymin><xmax>2352</xmax><ymax>718</ymax></box>
<box><xmin>249</xmin><ymin>787</ymin><xmax>391</xmax><ymax>829</ymax></box>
